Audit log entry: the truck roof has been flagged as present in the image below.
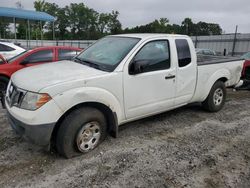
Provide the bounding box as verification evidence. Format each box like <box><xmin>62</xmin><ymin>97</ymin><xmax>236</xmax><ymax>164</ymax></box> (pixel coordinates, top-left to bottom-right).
<box><xmin>112</xmin><ymin>33</ymin><xmax>189</xmax><ymax>40</ymax></box>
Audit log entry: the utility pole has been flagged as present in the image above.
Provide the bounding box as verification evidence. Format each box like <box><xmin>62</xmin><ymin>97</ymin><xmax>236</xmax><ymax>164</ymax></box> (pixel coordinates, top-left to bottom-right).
<box><xmin>232</xmin><ymin>25</ymin><xmax>238</xmax><ymax>56</ymax></box>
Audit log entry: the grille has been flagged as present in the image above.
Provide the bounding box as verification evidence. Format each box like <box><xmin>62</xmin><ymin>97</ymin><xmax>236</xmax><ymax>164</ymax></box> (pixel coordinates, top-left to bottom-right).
<box><xmin>6</xmin><ymin>83</ymin><xmax>25</xmax><ymax>107</ymax></box>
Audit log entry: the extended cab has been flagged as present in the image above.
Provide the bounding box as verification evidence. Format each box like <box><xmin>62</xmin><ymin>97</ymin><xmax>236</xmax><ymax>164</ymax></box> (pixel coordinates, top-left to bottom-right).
<box><xmin>5</xmin><ymin>34</ymin><xmax>244</xmax><ymax>158</ymax></box>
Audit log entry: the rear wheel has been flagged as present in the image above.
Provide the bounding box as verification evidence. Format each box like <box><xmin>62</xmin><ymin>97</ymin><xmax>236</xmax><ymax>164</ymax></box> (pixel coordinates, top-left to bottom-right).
<box><xmin>56</xmin><ymin>107</ymin><xmax>107</xmax><ymax>158</ymax></box>
<box><xmin>202</xmin><ymin>81</ymin><xmax>226</xmax><ymax>112</ymax></box>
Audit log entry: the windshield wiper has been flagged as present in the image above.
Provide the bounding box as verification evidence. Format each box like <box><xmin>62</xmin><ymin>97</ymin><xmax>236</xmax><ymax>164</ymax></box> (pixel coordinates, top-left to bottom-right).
<box><xmin>73</xmin><ymin>57</ymin><xmax>106</xmax><ymax>71</ymax></box>
<box><xmin>73</xmin><ymin>57</ymin><xmax>84</xmax><ymax>64</ymax></box>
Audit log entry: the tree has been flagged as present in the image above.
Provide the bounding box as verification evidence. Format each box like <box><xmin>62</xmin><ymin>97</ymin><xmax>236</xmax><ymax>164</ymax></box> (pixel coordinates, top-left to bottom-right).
<box><xmin>34</xmin><ymin>0</ymin><xmax>60</xmax><ymax>39</ymax></box>
<box><xmin>0</xmin><ymin>18</ymin><xmax>9</xmax><ymax>39</ymax></box>
<box><xmin>16</xmin><ymin>22</ymin><xmax>26</xmax><ymax>39</ymax></box>
<box><xmin>166</xmin><ymin>24</ymin><xmax>182</xmax><ymax>34</ymax></box>
<box><xmin>97</xmin><ymin>13</ymin><xmax>111</xmax><ymax>33</ymax></box>
<box><xmin>33</xmin><ymin>1</ymin><xmax>222</xmax><ymax>40</ymax></box>
<box><xmin>107</xmin><ymin>11</ymin><xmax>122</xmax><ymax>34</ymax></box>
<box><xmin>159</xmin><ymin>18</ymin><xmax>169</xmax><ymax>27</ymax></box>
<box><xmin>56</xmin><ymin>8</ymin><xmax>69</xmax><ymax>39</ymax></box>
<box><xmin>65</xmin><ymin>3</ymin><xmax>98</xmax><ymax>39</ymax></box>
<box><xmin>195</xmin><ymin>22</ymin><xmax>222</xmax><ymax>35</ymax></box>
<box><xmin>207</xmin><ymin>23</ymin><xmax>222</xmax><ymax>35</ymax></box>
<box><xmin>181</xmin><ymin>18</ymin><xmax>195</xmax><ymax>35</ymax></box>
<box><xmin>34</xmin><ymin>0</ymin><xmax>46</xmax><ymax>11</ymax></box>
<box><xmin>125</xmin><ymin>17</ymin><xmax>222</xmax><ymax>36</ymax></box>
<box><xmin>123</xmin><ymin>18</ymin><xmax>169</xmax><ymax>34</ymax></box>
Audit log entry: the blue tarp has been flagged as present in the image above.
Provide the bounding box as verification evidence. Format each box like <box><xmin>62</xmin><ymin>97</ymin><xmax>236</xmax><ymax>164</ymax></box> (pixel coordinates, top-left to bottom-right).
<box><xmin>0</xmin><ymin>7</ymin><xmax>55</xmax><ymax>22</ymax></box>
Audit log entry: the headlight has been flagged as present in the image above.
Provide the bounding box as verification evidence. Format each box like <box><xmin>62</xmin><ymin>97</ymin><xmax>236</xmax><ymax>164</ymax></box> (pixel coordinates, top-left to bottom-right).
<box><xmin>20</xmin><ymin>92</ymin><xmax>51</xmax><ymax>111</ymax></box>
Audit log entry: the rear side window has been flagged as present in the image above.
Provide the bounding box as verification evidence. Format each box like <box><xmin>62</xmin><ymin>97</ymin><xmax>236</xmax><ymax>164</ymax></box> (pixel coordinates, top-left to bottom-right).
<box><xmin>0</xmin><ymin>44</ymin><xmax>15</xmax><ymax>52</ymax></box>
<box><xmin>24</xmin><ymin>50</ymin><xmax>53</xmax><ymax>64</ymax></box>
<box><xmin>58</xmin><ymin>49</ymin><xmax>78</xmax><ymax>60</ymax></box>
<box><xmin>175</xmin><ymin>39</ymin><xmax>191</xmax><ymax>67</ymax></box>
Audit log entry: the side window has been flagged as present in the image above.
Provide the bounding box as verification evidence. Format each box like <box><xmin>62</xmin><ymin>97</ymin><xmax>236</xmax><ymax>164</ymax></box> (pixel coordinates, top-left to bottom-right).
<box><xmin>24</xmin><ymin>50</ymin><xmax>53</xmax><ymax>64</ymax></box>
<box><xmin>58</xmin><ymin>49</ymin><xmax>78</xmax><ymax>60</ymax></box>
<box><xmin>175</xmin><ymin>39</ymin><xmax>191</xmax><ymax>67</ymax></box>
<box><xmin>0</xmin><ymin>44</ymin><xmax>15</xmax><ymax>52</ymax></box>
<box><xmin>132</xmin><ymin>40</ymin><xmax>170</xmax><ymax>74</ymax></box>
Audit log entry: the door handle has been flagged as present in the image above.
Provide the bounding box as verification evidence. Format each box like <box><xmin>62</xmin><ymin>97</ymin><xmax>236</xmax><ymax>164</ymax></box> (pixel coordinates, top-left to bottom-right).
<box><xmin>165</xmin><ymin>75</ymin><xmax>175</xmax><ymax>80</ymax></box>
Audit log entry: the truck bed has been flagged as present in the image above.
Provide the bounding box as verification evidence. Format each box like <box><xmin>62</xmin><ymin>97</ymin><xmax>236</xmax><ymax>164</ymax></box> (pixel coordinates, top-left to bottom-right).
<box><xmin>197</xmin><ymin>55</ymin><xmax>243</xmax><ymax>66</ymax></box>
<box><xmin>191</xmin><ymin>56</ymin><xmax>244</xmax><ymax>103</ymax></box>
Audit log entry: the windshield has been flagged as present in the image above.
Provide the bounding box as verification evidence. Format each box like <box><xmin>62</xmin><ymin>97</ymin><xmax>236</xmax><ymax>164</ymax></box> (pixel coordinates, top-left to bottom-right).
<box><xmin>7</xmin><ymin>50</ymin><xmax>28</xmax><ymax>63</ymax></box>
<box><xmin>75</xmin><ymin>36</ymin><xmax>140</xmax><ymax>72</ymax></box>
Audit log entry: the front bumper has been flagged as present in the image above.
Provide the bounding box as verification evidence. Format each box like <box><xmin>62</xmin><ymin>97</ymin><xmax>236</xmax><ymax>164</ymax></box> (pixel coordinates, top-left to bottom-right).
<box><xmin>6</xmin><ymin>109</ymin><xmax>55</xmax><ymax>147</ymax></box>
<box><xmin>4</xmin><ymin>90</ymin><xmax>63</xmax><ymax>146</ymax></box>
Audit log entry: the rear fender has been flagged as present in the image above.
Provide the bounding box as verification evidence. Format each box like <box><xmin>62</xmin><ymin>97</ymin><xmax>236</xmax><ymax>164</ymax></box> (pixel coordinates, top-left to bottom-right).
<box><xmin>199</xmin><ymin>68</ymin><xmax>230</xmax><ymax>101</ymax></box>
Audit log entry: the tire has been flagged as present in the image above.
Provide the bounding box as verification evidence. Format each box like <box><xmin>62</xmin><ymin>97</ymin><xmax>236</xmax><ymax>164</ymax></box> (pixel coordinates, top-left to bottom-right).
<box><xmin>56</xmin><ymin>107</ymin><xmax>107</xmax><ymax>158</ymax></box>
<box><xmin>202</xmin><ymin>81</ymin><xmax>226</xmax><ymax>112</ymax></box>
<box><xmin>0</xmin><ymin>76</ymin><xmax>9</xmax><ymax>92</ymax></box>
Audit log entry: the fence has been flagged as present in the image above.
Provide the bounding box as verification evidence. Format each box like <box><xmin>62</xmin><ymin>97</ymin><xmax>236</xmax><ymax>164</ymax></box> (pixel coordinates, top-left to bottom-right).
<box><xmin>4</xmin><ymin>33</ymin><xmax>250</xmax><ymax>56</ymax></box>
<box><xmin>191</xmin><ymin>33</ymin><xmax>250</xmax><ymax>56</ymax></box>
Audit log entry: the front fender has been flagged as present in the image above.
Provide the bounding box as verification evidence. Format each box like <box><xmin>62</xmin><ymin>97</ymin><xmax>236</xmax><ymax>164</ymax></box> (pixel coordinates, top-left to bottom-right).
<box><xmin>52</xmin><ymin>87</ymin><xmax>124</xmax><ymax>124</ymax></box>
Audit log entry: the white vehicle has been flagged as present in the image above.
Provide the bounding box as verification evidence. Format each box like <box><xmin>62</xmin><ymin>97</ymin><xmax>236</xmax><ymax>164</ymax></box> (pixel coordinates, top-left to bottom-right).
<box><xmin>5</xmin><ymin>34</ymin><xmax>244</xmax><ymax>158</ymax></box>
<box><xmin>0</xmin><ymin>41</ymin><xmax>25</xmax><ymax>60</ymax></box>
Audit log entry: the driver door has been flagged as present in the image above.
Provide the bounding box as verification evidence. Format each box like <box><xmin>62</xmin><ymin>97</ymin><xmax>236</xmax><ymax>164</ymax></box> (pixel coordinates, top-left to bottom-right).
<box><xmin>123</xmin><ymin>40</ymin><xmax>176</xmax><ymax>120</ymax></box>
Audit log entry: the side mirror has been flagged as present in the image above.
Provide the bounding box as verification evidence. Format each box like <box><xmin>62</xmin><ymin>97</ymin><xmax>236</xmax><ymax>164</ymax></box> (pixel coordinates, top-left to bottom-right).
<box><xmin>0</xmin><ymin>54</ymin><xmax>7</xmax><ymax>64</ymax></box>
<box><xmin>129</xmin><ymin>59</ymin><xmax>149</xmax><ymax>75</ymax></box>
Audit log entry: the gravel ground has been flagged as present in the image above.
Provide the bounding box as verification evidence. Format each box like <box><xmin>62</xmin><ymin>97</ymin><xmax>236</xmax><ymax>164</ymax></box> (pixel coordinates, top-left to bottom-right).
<box><xmin>0</xmin><ymin>89</ymin><xmax>250</xmax><ymax>188</ymax></box>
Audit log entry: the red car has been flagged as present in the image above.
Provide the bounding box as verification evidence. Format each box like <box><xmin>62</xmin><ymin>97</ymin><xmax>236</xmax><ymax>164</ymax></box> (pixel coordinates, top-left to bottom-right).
<box><xmin>242</xmin><ymin>60</ymin><xmax>250</xmax><ymax>79</ymax></box>
<box><xmin>0</xmin><ymin>46</ymin><xmax>82</xmax><ymax>92</ymax></box>
<box><xmin>241</xmin><ymin>52</ymin><xmax>250</xmax><ymax>80</ymax></box>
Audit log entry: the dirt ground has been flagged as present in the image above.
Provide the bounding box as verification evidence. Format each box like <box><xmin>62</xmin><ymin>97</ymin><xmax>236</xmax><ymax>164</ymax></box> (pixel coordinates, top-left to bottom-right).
<box><xmin>0</xmin><ymin>89</ymin><xmax>250</xmax><ymax>188</ymax></box>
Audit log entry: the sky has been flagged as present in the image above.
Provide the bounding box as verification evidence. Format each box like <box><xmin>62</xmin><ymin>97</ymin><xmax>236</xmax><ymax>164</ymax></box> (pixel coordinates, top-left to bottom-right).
<box><xmin>1</xmin><ymin>0</ymin><xmax>250</xmax><ymax>33</ymax></box>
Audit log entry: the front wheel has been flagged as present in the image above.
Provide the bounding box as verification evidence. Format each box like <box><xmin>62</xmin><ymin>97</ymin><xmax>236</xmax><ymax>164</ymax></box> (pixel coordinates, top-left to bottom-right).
<box><xmin>56</xmin><ymin>107</ymin><xmax>107</xmax><ymax>158</ymax></box>
<box><xmin>202</xmin><ymin>81</ymin><xmax>226</xmax><ymax>112</ymax></box>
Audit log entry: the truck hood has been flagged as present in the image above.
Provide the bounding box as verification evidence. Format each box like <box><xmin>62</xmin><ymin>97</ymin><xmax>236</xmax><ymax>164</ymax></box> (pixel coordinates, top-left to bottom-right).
<box><xmin>11</xmin><ymin>60</ymin><xmax>107</xmax><ymax>92</ymax></box>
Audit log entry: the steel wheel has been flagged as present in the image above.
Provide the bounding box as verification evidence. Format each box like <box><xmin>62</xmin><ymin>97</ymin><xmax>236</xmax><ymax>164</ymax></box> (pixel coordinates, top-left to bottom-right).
<box><xmin>202</xmin><ymin>81</ymin><xmax>226</xmax><ymax>112</ymax></box>
<box><xmin>213</xmin><ymin>88</ymin><xmax>224</xmax><ymax>106</ymax></box>
<box><xmin>56</xmin><ymin>107</ymin><xmax>107</xmax><ymax>158</ymax></box>
<box><xmin>76</xmin><ymin>121</ymin><xmax>101</xmax><ymax>153</ymax></box>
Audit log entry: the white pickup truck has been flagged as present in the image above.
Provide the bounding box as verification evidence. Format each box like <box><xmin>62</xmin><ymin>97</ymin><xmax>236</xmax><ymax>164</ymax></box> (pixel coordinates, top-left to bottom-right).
<box><xmin>5</xmin><ymin>34</ymin><xmax>243</xmax><ymax>158</ymax></box>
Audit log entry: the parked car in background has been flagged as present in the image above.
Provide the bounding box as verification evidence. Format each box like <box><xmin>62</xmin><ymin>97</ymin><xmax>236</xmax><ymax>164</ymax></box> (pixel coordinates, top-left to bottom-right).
<box><xmin>241</xmin><ymin>52</ymin><xmax>250</xmax><ymax>80</ymax></box>
<box><xmin>196</xmin><ymin>48</ymin><xmax>216</xmax><ymax>56</ymax></box>
<box><xmin>0</xmin><ymin>46</ymin><xmax>82</xmax><ymax>92</ymax></box>
<box><xmin>0</xmin><ymin>41</ymin><xmax>25</xmax><ymax>59</ymax></box>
